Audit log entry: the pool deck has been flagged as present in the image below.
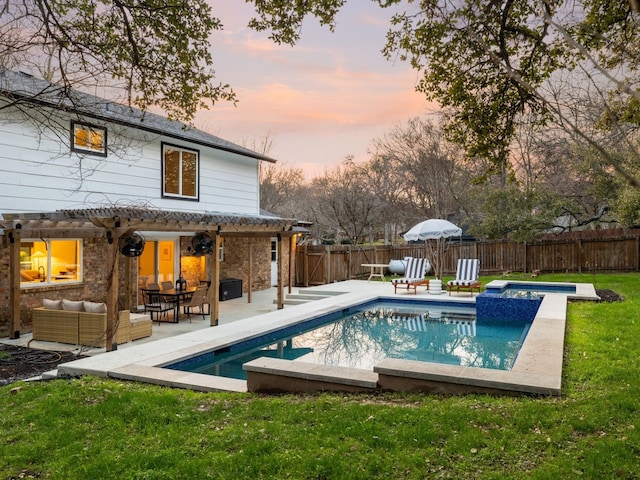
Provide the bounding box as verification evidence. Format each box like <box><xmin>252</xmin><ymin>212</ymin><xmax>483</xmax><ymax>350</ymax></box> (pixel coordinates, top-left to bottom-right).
<box><xmin>7</xmin><ymin>280</ymin><xmax>600</xmax><ymax>396</ymax></box>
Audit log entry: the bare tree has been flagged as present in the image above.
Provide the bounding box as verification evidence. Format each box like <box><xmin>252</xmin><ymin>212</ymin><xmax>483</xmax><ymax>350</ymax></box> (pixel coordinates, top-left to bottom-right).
<box><xmin>370</xmin><ymin>117</ymin><xmax>474</xmax><ymax>226</ymax></box>
<box><xmin>259</xmin><ymin>161</ymin><xmax>306</xmax><ymax>218</ymax></box>
<box><xmin>307</xmin><ymin>157</ymin><xmax>385</xmax><ymax>243</ymax></box>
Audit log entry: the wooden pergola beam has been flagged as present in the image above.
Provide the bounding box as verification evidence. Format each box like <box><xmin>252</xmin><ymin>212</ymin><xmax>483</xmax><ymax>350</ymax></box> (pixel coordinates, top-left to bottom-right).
<box><xmin>210</xmin><ymin>230</ymin><xmax>221</xmax><ymax>326</ymax></box>
<box><xmin>105</xmin><ymin>228</ymin><xmax>120</xmax><ymax>351</ymax></box>
<box><xmin>8</xmin><ymin>229</ymin><xmax>21</xmax><ymax>339</ymax></box>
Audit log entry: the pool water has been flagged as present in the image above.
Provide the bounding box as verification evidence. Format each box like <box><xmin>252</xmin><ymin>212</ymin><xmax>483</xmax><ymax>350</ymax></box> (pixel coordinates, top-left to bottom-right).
<box><xmin>488</xmin><ymin>283</ymin><xmax>577</xmax><ymax>298</ymax></box>
<box><xmin>168</xmin><ymin>300</ymin><xmax>532</xmax><ymax>380</ymax></box>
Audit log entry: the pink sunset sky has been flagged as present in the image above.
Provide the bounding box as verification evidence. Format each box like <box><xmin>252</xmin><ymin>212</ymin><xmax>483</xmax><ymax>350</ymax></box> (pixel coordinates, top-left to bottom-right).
<box><xmin>197</xmin><ymin>2</ymin><xmax>437</xmax><ymax>179</ymax></box>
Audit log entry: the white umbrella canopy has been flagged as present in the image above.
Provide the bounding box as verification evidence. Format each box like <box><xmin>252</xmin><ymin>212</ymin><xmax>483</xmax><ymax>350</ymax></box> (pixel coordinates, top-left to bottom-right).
<box><xmin>403</xmin><ymin>219</ymin><xmax>462</xmax><ymax>279</ymax></box>
<box><xmin>403</xmin><ymin>219</ymin><xmax>462</xmax><ymax>242</ymax></box>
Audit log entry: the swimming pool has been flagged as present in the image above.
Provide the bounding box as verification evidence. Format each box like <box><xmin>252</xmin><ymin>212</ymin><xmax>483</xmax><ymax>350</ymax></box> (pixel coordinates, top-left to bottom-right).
<box><xmin>166</xmin><ymin>299</ymin><xmax>532</xmax><ymax>380</ymax></box>
<box><xmin>56</xmin><ymin>280</ymin><xmax>600</xmax><ymax>396</ymax></box>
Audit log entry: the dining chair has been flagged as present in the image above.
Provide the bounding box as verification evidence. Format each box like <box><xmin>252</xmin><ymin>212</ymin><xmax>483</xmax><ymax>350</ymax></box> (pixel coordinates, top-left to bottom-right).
<box><xmin>161</xmin><ymin>281</ymin><xmax>174</xmax><ymax>290</ymax></box>
<box><xmin>182</xmin><ymin>285</ymin><xmax>209</xmax><ymax>322</ymax></box>
<box><xmin>142</xmin><ymin>288</ymin><xmax>176</xmax><ymax>323</ymax></box>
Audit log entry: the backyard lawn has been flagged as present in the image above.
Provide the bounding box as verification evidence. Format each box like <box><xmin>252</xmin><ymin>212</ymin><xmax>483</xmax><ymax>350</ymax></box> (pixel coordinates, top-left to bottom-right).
<box><xmin>1</xmin><ymin>273</ymin><xmax>638</xmax><ymax>479</ymax></box>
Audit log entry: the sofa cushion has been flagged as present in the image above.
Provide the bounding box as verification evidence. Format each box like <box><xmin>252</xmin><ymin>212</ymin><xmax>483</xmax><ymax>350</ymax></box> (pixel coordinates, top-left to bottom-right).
<box><xmin>42</xmin><ymin>298</ymin><xmax>63</xmax><ymax>310</ymax></box>
<box><xmin>83</xmin><ymin>301</ymin><xmax>107</xmax><ymax>314</ymax></box>
<box><xmin>62</xmin><ymin>299</ymin><xmax>84</xmax><ymax>311</ymax></box>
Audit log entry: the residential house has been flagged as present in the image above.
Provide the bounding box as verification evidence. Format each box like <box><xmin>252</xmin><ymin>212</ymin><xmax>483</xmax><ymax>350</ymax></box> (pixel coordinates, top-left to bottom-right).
<box><xmin>0</xmin><ymin>69</ymin><xmax>299</xmax><ymax>343</ymax></box>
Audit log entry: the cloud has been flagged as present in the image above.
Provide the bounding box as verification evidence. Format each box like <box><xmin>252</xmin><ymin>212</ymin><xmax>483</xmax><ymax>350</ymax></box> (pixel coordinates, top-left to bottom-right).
<box><xmin>199</xmin><ymin>1</ymin><xmax>440</xmax><ymax>178</ymax></box>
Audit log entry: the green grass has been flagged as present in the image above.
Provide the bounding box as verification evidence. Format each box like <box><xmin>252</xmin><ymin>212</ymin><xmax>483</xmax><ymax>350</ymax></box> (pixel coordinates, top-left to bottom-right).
<box><xmin>1</xmin><ymin>273</ymin><xmax>639</xmax><ymax>479</ymax></box>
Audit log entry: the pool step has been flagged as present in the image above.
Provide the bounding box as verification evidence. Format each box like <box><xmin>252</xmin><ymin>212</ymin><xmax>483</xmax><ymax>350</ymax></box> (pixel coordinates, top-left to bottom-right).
<box><xmin>285</xmin><ymin>293</ymin><xmax>333</xmax><ymax>301</ymax></box>
<box><xmin>300</xmin><ymin>290</ymin><xmax>346</xmax><ymax>296</ymax></box>
<box><xmin>275</xmin><ymin>290</ymin><xmax>346</xmax><ymax>306</ymax></box>
<box><xmin>279</xmin><ymin>298</ymin><xmax>308</xmax><ymax>305</ymax></box>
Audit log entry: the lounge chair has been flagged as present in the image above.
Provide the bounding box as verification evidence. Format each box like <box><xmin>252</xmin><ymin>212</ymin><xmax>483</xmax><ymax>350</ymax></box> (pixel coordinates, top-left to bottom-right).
<box><xmin>391</xmin><ymin>257</ymin><xmax>430</xmax><ymax>294</ymax></box>
<box><xmin>446</xmin><ymin>259</ymin><xmax>482</xmax><ymax>296</ymax></box>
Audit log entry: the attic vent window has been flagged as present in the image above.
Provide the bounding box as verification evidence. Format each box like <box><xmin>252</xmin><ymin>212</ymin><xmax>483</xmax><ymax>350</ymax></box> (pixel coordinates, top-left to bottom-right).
<box><xmin>71</xmin><ymin>121</ymin><xmax>107</xmax><ymax>156</ymax></box>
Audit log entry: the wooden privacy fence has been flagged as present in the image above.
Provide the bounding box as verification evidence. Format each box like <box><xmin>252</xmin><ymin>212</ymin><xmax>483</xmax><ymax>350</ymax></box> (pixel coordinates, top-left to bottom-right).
<box><xmin>295</xmin><ymin>235</ymin><xmax>640</xmax><ymax>286</ymax></box>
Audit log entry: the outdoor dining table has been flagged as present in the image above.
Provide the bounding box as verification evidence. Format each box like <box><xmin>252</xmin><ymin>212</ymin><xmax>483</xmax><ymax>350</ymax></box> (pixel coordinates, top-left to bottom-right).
<box><xmin>160</xmin><ymin>286</ymin><xmax>197</xmax><ymax>322</ymax></box>
<box><xmin>361</xmin><ymin>263</ymin><xmax>388</xmax><ymax>282</ymax></box>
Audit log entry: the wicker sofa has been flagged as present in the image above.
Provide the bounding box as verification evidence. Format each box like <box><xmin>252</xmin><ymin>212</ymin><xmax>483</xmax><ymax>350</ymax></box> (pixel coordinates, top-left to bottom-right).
<box><xmin>32</xmin><ymin>301</ymin><xmax>152</xmax><ymax>347</ymax></box>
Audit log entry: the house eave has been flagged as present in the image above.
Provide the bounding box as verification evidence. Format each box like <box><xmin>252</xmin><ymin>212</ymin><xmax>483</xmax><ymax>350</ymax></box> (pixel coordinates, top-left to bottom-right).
<box><xmin>0</xmin><ymin>69</ymin><xmax>278</xmax><ymax>164</ymax></box>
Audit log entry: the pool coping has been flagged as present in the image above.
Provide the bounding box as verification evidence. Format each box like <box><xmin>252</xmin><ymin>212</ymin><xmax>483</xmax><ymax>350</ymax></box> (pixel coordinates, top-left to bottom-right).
<box><xmin>483</xmin><ymin>279</ymin><xmax>598</xmax><ymax>300</ymax></box>
<box><xmin>57</xmin><ymin>281</ymin><xmax>599</xmax><ymax>395</ymax></box>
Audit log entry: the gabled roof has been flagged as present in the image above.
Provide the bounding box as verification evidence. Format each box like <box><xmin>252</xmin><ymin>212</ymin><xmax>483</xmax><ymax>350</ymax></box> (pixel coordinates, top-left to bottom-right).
<box><xmin>0</xmin><ymin>68</ymin><xmax>276</xmax><ymax>163</ymax></box>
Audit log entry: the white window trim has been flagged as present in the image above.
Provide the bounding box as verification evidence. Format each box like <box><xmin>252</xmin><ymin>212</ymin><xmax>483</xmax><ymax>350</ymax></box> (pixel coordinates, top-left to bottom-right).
<box><xmin>20</xmin><ymin>239</ymin><xmax>83</xmax><ymax>288</ymax></box>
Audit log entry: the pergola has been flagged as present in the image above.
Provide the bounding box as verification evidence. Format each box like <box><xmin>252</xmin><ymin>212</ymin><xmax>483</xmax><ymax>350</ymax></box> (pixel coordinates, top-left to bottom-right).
<box><xmin>1</xmin><ymin>207</ymin><xmax>299</xmax><ymax>350</ymax></box>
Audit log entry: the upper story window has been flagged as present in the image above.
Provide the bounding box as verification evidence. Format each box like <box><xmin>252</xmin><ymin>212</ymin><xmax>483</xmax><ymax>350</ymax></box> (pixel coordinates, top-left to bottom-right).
<box><xmin>20</xmin><ymin>239</ymin><xmax>83</xmax><ymax>287</ymax></box>
<box><xmin>71</xmin><ymin>121</ymin><xmax>107</xmax><ymax>156</ymax></box>
<box><xmin>162</xmin><ymin>143</ymin><xmax>199</xmax><ymax>200</ymax></box>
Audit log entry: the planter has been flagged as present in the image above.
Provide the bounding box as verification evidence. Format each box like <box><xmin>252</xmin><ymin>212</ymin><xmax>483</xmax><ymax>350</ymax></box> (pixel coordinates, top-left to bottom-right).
<box><xmin>429</xmin><ymin>279</ymin><xmax>444</xmax><ymax>294</ymax></box>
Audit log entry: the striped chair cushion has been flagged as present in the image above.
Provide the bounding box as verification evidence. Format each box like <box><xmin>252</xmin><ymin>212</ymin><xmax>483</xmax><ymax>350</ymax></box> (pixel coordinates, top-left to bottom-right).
<box><xmin>392</xmin><ymin>257</ymin><xmax>428</xmax><ymax>283</ymax></box>
<box><xmin>448</xmin><ymin>279</ymin><xmax>477</xmax><ymax>286</ymax></box>
<box><xmin>447</xmin><ymin>259</ymin><xmax>479</xmax><ymax>286</ymax></box>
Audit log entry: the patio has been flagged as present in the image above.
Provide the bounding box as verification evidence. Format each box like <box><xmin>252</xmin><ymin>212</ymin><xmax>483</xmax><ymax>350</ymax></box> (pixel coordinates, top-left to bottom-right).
<box><xmin>1</xmin><ymin>286</ymin><xmax>285</xmax><ymax>356</ymax></box>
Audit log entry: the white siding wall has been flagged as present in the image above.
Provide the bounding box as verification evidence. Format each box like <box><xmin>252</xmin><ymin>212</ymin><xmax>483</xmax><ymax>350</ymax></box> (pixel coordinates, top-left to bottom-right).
<box><xmin>0</xmin><ymin>108</ymin><xmax>260</xmax><ymax>215</ymax></box>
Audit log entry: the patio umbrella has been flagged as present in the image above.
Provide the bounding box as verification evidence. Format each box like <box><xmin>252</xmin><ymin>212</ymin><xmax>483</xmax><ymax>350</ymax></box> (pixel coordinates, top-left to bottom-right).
<box><xmin>403</xmin><ymin>219</ymin><xmax>462</xmax><ymax>242</ymax></box>
<box><xmin>403</xmin><ymin>219</ymin><xmax>462</xmax><ymax>279</ymax></box>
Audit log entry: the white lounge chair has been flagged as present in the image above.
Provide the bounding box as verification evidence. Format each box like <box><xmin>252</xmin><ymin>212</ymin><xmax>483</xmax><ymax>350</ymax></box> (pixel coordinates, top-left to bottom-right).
<box><xmin>446</xmin><ymin>259</ymin><xmax>482</xmax><ymax>296</ymax></box>
<box><xmin>391</xmin><ymin>257</ymin><xmax>429</xmax><ymax>294</ymax></box>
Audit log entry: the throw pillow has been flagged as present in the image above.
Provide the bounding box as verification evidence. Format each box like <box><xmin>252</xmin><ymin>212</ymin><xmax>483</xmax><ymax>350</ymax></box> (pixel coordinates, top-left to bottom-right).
<box><xmin>83</xmin><ymin>301</ymin><xmax>107</xmax><ymax>314</ymax></box>
<box><xmin>42</xmin><ymin>298</ymin><xmax>62</xmax><ymax>310</ymax></box>
<box><xmin>62</xmin><ymin>299</ymin><xmax>84</xmax><ymax>311</ymax></box>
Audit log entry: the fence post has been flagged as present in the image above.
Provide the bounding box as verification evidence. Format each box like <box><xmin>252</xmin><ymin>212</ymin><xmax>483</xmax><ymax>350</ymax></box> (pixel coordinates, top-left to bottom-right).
<box><xmin>577</xmin><ymin>239</ymin><xmax>582</xmax><ymax>274</ymax></box>
<box><xmin>325</xmin><ymin>245</ymin><xmax>331</xmax><ymax>284</ymax></box>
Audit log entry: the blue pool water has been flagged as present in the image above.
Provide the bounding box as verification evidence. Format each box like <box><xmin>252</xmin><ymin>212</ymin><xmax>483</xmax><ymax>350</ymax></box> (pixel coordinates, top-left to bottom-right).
<box><xmin>167</xmin><ymin>299</ymin><xmax>532</xmax><ymax>380</ymax></box>
<box><xmin>486</xmin><ymin>282</ymin><xmax>577</xmax><ymax>298</ymax></box>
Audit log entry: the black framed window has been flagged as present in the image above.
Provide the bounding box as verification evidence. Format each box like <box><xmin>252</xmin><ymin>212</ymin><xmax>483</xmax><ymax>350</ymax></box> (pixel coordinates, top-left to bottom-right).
<box><xmin>162</xmin><ymin>143</ymin><xmax>199</xmax><ymax>200</ymax></box>
<box><xmin>71</xmin><ymin>121</ymin><xmax>107</xmax><ymax>156</ymax></box>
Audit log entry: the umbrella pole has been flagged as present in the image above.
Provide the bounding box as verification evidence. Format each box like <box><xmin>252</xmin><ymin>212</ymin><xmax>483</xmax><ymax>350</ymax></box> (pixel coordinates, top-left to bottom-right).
<box><xmin>424</xmin><ymin>243</ymin><xmax>428</xmax><ymax>275</ymax></box>
<box><xmin>437</xmin><ymin>238</ymin><xmax>443</xmax><ymax>280</ymax></box>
